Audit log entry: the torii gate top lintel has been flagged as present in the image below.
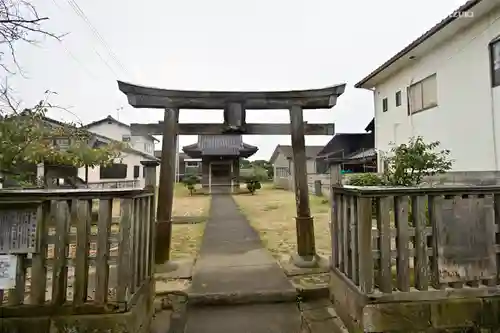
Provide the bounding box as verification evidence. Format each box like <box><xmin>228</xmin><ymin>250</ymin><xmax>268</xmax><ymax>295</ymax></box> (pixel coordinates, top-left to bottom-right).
<box><xmin>117</xmin><ymin>80</ymin><xmax>346</xmax><ymax>110</ymax></box>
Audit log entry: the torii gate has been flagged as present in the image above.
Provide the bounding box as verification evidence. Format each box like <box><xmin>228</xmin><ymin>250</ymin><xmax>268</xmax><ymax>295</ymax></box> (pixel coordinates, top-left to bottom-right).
<box><xmin>117</xmin><ymin>81</ymin><xmax>346</xmax><ymax>268</ymax></box>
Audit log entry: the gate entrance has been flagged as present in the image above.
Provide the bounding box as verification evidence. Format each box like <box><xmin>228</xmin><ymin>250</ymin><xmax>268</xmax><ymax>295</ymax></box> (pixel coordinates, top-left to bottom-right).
<box><xmin>117</xmin><ymin>81</ymin><xmax>346</xmax><ymax>268</ymax></box>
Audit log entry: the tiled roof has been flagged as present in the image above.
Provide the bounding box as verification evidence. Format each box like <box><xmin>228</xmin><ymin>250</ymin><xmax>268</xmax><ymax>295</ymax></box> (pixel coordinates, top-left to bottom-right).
<box><xmin>278</xmin><ymin>145</ymin><xmax>325</xmax><ymax>159</ymax></box>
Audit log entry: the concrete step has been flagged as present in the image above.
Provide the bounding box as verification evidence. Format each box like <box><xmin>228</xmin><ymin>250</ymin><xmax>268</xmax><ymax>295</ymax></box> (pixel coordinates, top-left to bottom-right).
<box><xmin>187</xmin><ymin>289</ymin><xmax>298</xmax><ymax>306</ymax></box>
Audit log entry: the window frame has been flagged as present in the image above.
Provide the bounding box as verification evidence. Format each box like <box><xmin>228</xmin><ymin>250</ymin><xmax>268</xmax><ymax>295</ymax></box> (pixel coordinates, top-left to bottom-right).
<box><xmin>133</xmin><ymin>165</ymin><xmax>140</xmax><ymax>178</ymax></box>
<box><xmin>122</xmin><ymin>135</ymin><xmax>131</xmax><ymax>142</ymax></box>
<box><xmin>382</xmin><ymin>97</ymin><xmax>388</xmax><ymax>112</ymax></box>
<box><xmin>490</xmin><ymin>37</ymin><xmax>500</xmax><ymax>87</ymax></box>
<box><xmin>99</xmin><ymin>163</ymin><xmax>128</xmax><ymax>179</ymax></box>
<box><xmin>407</xmin><ymin>74</ymin><xmax>438</xmax><ymax>115</ymax></box>
<box><xmin>395</xmin><ymin>91</ymin><xmax>402</xmax><ymax>107</ymax></box>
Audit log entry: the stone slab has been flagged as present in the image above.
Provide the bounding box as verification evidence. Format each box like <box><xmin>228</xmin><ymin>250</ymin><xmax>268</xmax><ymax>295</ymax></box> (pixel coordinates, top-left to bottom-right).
<box><xmin>194</xmin><ymin>249</ymin><xmax>275</xmax><ymax>268</ymax></box>
<box><xmin>184</xmin><ymin>303</ymin><xmax>303</xmax><ymax>333</ymax></box>
<box><xmin>190</xmin><ymin>264</ymin><xmax>296</xmax><ymax>295</ymax></box>
<box><xmin>156</xmin><ymin>259</ymin><xmax>194</xmax><ymax>279</ymax></box>
<box><xmin>280</xmin><ymin>256</ymin><xmax>330</xmax><ymax>276</ymax></box>
<box><xmin>150</xmin><ymin>310</ymin><xmax>172</xmax><ymax>333</ymax></box>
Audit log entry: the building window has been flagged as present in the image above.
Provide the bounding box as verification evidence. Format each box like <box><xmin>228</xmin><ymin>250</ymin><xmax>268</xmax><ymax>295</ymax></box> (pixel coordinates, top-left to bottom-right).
<box><xmin>144</xmin><ymin>143</ymin><xmax>153</xmax><ymax>153</ymax></box>
<box><xmin>382</xmin><ymin>98</ymin><xmax>388</xmax><ymax>112</ymax></box>
<box><xmin>143</xmin><ymin>167</ymin><xmax>146</xmax><ymax>178</ymax></box>
<box><xmin>490</xmin><ymin>39</ymin><xmax>500</xmax><ymax>87</ymax></box>
<box><xmin>275</xmin><ymin>167</ymin><xmax>289</xmax><ymax>178</ymax></box>
<box><xmin>100</xmin><ymin>163</ymin><xmax>127</xmax><ymax>179</ymax></box>
<box><xmin>133</xmin><ymin>165</ymin><xmax>140</xmax><ymax>178</ymax></box>
<box><xmin>408</xmin><ymin>74</ymin><xmax>437</xmax><ymax>114</ymax></box>
<box><xmin>122</xmin><ymin>135</ymin><xmax>131</xmax><ymax>142</ymax></box>
<box><xmin>315</xmin><ymin>160</ymin><xmax>329</xmax><ymax>174</ymax></box>
<box><xmin>395</xmin><ymin>91</ymin><xmax>402</xmax><ymax>107</ymax></box>
<box><xmin>186</xmin><ymin>161</ymin><xmax>199</xmax><ymax>167</ymax></box>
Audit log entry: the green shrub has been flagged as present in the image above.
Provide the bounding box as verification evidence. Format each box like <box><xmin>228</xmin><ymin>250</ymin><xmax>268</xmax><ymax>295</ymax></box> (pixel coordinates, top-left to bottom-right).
<box><xmin>182</xmin><ymin>174</ymin><xmax>200</xmax><ymax>196</ymax></box>
<box><xmin>346</xmin><ymin>173</ymin><xmax>384</xmax><ymax>186</ymax></box>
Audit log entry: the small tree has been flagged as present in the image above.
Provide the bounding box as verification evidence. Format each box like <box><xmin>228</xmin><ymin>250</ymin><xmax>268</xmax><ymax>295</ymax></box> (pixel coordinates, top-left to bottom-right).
<box><xmin>182</xmin><ymin>174</ymin><xmax>200</xmax><ymax>195</ymax></box>
<box><xmin>240</xmin><ymin>166</ymin><xmax>266</xmax><ymax>194</ymax></box>
<box><xmin>382</xmin><ymin>136</ymin><xmax>453</xmax><ymax>186</ymax></box>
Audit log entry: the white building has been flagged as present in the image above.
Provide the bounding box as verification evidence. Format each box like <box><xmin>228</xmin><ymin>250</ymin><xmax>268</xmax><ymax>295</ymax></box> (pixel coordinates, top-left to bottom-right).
<box><xmin>355</xmin><ymin>0</ymin><xmax>500</xmax><ymax>184</ymax></box>
<box><xmin>78</xmin><ymin>115</ymin><xmax>160</xmax><ymax>188</ymax></box>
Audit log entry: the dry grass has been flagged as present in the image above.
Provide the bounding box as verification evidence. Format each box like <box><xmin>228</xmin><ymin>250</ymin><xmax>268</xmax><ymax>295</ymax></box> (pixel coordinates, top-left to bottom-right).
<box><xmin>233</xmin><ymin>184</ymin><xmax>331</xmax><ymax>262</ymax></box>
<box><xmin>170</xmin><ymin>183</ymin><xmax>209</xmax><ymax>260</ymax></box>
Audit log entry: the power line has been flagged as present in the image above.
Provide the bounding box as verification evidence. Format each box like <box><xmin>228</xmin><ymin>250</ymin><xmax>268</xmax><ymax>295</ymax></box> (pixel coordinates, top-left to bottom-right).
<box><xmin>64</xmin><ymin>0</ymin><xmax>132</xmax><ymax>79</ymax></box>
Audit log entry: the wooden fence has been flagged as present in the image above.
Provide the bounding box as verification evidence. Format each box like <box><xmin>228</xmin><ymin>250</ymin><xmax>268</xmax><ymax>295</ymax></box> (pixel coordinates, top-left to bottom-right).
<box><xmin>330</xmin><ymin>185</ymin><xmax>500</xmax><ymax>332</ymax></box>
<box><xmin>0</xmin><ymin>188</ymin><xmax>155</xmax><ymax>318</ymax></box>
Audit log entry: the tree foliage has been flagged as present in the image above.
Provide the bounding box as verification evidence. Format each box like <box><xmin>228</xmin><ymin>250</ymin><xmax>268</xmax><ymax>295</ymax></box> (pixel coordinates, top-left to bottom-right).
<box><xmin>182</xmin><ymin>173</ymin><xmax>200</xmax><ymax>196</ymax></box>
<box><xmin>0</xmin><ymin>1</ymin><xmax>122</xmax><ymax>185</ymax></box>
<box><xmin>0</xmin><ymin>96</ymin><xmax>124</xmax><ymax>183</ymax></box>
<box><xmin>382</xmin><ymin>136</ymin><xmax>453</xmax><ymax>186</ymax></box>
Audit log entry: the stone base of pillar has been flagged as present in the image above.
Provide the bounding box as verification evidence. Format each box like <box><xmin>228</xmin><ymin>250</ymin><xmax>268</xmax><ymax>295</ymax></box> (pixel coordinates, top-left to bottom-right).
<box><xmin>290</xmin><ymin>253</ymin><xmax>326</xmax><ymax>269</ymax></box>
<box><xmin>155</xmin><ymin>260</ymin><xmax>179</xmax><ymax>273</ymax></box>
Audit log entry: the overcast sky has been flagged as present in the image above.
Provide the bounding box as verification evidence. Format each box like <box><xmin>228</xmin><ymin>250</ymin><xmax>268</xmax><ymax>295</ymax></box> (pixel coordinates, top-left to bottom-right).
<box><xmin>8</xmin><ymin>0</ymin><xmax>465</xmax><ymax>160</ymax></box>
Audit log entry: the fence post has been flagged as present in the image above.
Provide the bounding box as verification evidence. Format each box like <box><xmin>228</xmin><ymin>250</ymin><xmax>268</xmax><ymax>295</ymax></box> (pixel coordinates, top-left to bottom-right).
<box><xmin>314</xmin><ymin>180</ymin><xmax>323</xmax><ymax>197</ymax></box>
<box><xmin>329</xmin><ymin>163</ymin><xmax>342</xmax><ymax>269</ymax></box>
<box><xmin>141</xmin><ymin>160</ymin><xmax>159</xmax><ymax>278</ymax></box>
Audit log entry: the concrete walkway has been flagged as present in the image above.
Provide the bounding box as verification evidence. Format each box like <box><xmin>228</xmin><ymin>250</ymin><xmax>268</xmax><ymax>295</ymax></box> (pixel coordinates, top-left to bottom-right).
<box><xmin>184</xmin><ymin>195</ymin><xmax>302</xmax><ymax>333</ymax></box>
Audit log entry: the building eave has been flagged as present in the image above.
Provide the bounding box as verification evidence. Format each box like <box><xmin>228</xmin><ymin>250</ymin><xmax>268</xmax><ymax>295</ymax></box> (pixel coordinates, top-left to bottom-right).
<box><xmin>354</xmin><ymin>0</ymin><xmax>487</xmax><ymax>89</ymax></box>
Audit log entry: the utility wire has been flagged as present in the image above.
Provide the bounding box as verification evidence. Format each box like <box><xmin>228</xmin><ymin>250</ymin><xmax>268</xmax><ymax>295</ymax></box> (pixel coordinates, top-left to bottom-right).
<box><xmin>64</xmin><ymin>0</ymin><xmax>132</xmax><ymax>79</ymax></box>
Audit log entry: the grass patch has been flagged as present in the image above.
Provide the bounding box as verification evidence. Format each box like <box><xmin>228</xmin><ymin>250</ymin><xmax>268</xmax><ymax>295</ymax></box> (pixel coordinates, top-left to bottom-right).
<box><xmin>233</xmin><ymin>185</ymin><xmax>331</xmax><ymax>262</ymax></box>
<box><xmin>170</xmin><ymin>183</ymin><xmax>209</xmax><ymax>260</ymax></box>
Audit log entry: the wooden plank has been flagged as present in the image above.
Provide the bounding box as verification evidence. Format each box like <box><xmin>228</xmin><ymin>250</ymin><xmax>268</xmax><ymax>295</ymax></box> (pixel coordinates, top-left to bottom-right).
<box><xmin>412</xmin><ymin>195</ymin><xmax>429</xmax><ymax>290</ymax></box>
<box><xmin>342</xmin><ymin>195</ymin><xmax>349</xmax><ymax>275</ymax></box>
<box><xmin>436</xmin><ymin>194</ymin><xmax>496</xmax><ymax>283</ymax></box>
<box><xmin>336</xmin><ymin>195</ymin><xmax>344</xmax><ymax>270</ymax></box>
<box><xmin>139</xmin><ymin>197</ymin><xmax>148</xmax><ymax>283</ymax></box>
<box><xmin>330</xmin><ymin>194</ymin><xmax>339</xmax><ymax>269</ymax></box>
<box><xmin>116</xmin><ymin>198</ymin><xmax>133</xmax><ymax>302</ymax></box>
<box><xmin>95</xmin><ymin>199</ymin><xmax>112</xmax><ymax>304</ymax></box>
<box><xmin>29</xmin><ymin>201</ymin><xmax>50</xmax><ymax>304</ymax></box>
<box><xmin>130</xmin><ymin>122</ymin><xmax>335</xmax><ymax>136</ymax></box>
<box><xmin>132</xmin><ymin>198</ymin><xmax>141</xmax><ymax>290</ymax></box>
<box><xmin>357</xmin><ymin>197</ymin><xmax>373</xmax><ymax>293</ymax></box>
<box><xmin>2</xmin><ymin>302</ymin><xmax>125</xmax><ymax>317</ymax></box>
<box><xmin>51</xmin><ymin>201</ymin><xmax>70</xmax><ymax>305</ymax></box>
<box><xmin>395</xmin><ymin>196</ymin><xmax>410</xmax><ymax>292</ymax></box>
<box><xmin>8</xmin><ymin>254</ymin><xmax>26</xmax><ymax>305</ymax></box>
<box><xmin>377</xmin><ymin>197</ymin><xmax>392</xmax><ymax>293</ymax></box>
<box><xmin>349</xmin><ymin>196</ymin><xmax>359</xmax><ymax>285</ymax></box>
<box><xmin>73</xmin><ymin>199</ymin><xmax>92</xmax><ymax>305</ymax></box>
<box><xmin>289</xmin><ymin>105</ymin><xmax>316</xmax><ymax>257</ymax></box>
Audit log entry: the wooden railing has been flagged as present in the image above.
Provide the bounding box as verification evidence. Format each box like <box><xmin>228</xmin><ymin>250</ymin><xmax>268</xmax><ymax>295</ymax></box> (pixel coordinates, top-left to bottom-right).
<box><xmin>0</xmin><ymin>188</ymin><xmax>155</xmax><ymax>316</ymax></box>
<box><xmin>331</xmin><ymin>185</ymin><xmax>500</xmax><ymax>302</ymax></box>
<box><xmin>87</xmin><ymin>180</ymin><xmax>140</xmax><ymax>189</ymax></box>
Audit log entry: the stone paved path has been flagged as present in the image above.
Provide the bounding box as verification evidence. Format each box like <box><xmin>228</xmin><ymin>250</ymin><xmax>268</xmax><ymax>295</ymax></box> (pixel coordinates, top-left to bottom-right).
<box><xmin>184</xmin><ymin>195</ymin><xmax>302</xmax><ymax>333</ymax></box>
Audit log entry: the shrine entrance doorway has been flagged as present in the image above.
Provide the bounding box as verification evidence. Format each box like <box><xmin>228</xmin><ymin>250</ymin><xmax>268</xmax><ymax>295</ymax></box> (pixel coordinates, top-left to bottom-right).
<box><xmin>117</xmin><ymin>81</ymin><xmax>346</xmax><ymax>268</ymax></box>
<box><xmin>209</xmin><ymin>160</ymin><xmax>232</xmax><ymax>194</ymax></box>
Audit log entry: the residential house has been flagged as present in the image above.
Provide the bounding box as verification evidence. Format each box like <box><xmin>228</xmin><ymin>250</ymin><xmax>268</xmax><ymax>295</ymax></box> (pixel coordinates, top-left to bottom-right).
<box><xmin>1</xmin><ymin>115</ymin><xmax>158</xmax><ymax>188</ymax></box>
<box><xmin>269</xmin><ymin>145</ymin><xmax>324</xmax><ymax>190</ymax></box>
<box><xmin>82</xmin><ymin>115</ymin><xmax>158</xmax><ymax>155</ymax></box>
<box><xmin>316</xmin><ymin>118</ymin><xmax>376</xmax><ymax>173</ymax></box>
<box><xmin>155</xmin><ymin>150</ymin><xmax>202</xmax><ymax>182</ymax></box>
<box><xmin>78</xmin><ymin>115</ymin><xmax>159</xmax><ymax>188</ymax></box>
<box><xmin>355</xmin><ymin>0</ymin><xmax>500</xmax><ymax>184</ymax></box>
